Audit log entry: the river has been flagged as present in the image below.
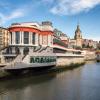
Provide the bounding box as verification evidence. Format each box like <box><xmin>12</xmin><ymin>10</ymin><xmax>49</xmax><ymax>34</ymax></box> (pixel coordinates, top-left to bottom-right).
<box><xmin>0</xmin><ymin>61</ymin><xmax>100</xmax><ymax>100</ymax></box>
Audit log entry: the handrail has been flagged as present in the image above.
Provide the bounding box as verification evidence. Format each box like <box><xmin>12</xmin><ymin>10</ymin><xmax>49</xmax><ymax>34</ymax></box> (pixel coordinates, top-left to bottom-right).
<box><xmin>22</xmin><ymin>54</ymin><xmax>28</xmax><ymax>60</ymax></box>
<box><xmin>39</xmin><ymin>46</ymin><xmax>49</xmax><ymax>52</ymax></box>
<box><xmin>34</xmin><ymin>45</ymin><xmax>42</xmax><ymax>52</ymax></box>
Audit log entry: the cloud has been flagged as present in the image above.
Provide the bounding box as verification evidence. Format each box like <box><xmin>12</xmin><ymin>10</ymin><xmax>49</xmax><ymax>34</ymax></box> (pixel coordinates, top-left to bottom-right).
<box><xmin>50</xmin><ymin>0</ymin><xmax>100</xmax><ymax>15</ymax></box>
<box><xmin>6</xmin><ymin>9</ymin><xmax>24</xmax><ymax>19</ymax></box>
<box><xmin>0</xmin><ymin>9</ymin><xmax>25</xmax><ymax>24</ymax></box>
<box><xmin>0</xmin><ymin>0</ymin><xmax>41</xmax><ymax>25</ymax></box>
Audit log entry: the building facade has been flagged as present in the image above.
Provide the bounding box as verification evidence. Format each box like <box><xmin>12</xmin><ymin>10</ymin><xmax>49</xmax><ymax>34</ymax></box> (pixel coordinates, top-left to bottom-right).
<box><xmin>82</xmin><ymin>39</ymin><xmax>98</xmax><ymax>49</ymax></box>
<box><xmin>5</xmin><ymin>21</ymin><xmax>53</xmax><ymax>55</ymax></box>
<box><xmin>69</xmin><ymin>24</ymin><xmax>83</xmax><ymax>49</ymax></box>
<box><xmin>74</xmin><ymin>24</ymin><xmax>82</xmax><ymax>48</ymax></box>
<box><xmin>53</xmin><ymin>28</ymin><xmax>69</xmax><ymax>53</ymax></box>
<box><xmin>0</xmin><ymin>27</ymin><xmax>9</xmax><ymax>50</ymax></box>
<box><xmin>54</xmin><ymin>28</ymin><xmax>69</xmax><ymax>45</ymax></box>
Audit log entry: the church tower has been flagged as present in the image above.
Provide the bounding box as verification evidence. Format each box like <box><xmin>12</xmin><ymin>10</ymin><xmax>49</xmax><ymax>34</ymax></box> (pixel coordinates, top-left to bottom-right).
<box><xmin>74</xmin><ymin>24</ymin><xmax>82</xmax><ymax>48</ymax></box>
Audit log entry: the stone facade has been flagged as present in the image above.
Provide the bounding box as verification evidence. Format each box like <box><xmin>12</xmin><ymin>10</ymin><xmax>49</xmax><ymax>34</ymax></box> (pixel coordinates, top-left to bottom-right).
<box><xmin>69</xmin><ymin>24</ymin><xmax>82</xmax><ymax>48</ymax></box>
<box><xmin>1</xmin><ymin>21</ymin><xmax>54</xmax><ymax>55</ymax></box>
<box><xmin>56</xmin><ymin>56</ymin><xmax>84</xmax><ymax>67</ymax></box>
<box><xmin>74</xmin><ymin>24</ymin><xmax>82</xmax><ymax>48</ymax></box>
<box><xmin>82</xmin><ymin>39</ymin><xmax>98</xmax><ymax>49</ymax></box>
<box><xmin>0</xmin><ymin>27</ymin><xmax>9</xmax><ymax>50</ymax></box>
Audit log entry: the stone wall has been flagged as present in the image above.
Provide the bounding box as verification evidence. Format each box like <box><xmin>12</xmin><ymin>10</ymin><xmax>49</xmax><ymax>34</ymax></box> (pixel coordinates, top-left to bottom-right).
<box><xmin>84</xmin><ymin>51</ymin><xmax>96</xmax><ymax>60</ymax></box>
<box><xmin>56</xmin><ymin>56</ymin><xmax>85</xmax><ymax>67</ymax></box>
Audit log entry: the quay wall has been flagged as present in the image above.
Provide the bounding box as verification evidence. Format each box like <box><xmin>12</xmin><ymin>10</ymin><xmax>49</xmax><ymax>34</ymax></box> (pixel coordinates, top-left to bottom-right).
<box><xmin>55</xmin><ymin>54</ymin><xmax>85</xmax><ymax>68</ymax></box>
<box><xmin>84</xmin><ymin>51</ymin><xmax>96</xmax><ymax>61</ymax></box>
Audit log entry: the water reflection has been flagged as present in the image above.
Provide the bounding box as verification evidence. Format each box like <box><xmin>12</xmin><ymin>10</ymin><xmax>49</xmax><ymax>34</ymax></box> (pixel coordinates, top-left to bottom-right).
<box><xmin>0</xmin><ymin>73</ymin><xmax>56</xmax><ymax>100</ymax></box>
<box><xmin>0</xmin><ymin>62</ymin><xmax>100</xmax><ymax>100</ymax></box>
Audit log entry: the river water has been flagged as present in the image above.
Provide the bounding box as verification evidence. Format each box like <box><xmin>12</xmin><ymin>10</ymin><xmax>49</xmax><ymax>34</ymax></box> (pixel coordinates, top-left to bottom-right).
<box><xmin>0</xmin><ymin>62</ymin><xmax>100</xmax><ymax>100</ymax></box>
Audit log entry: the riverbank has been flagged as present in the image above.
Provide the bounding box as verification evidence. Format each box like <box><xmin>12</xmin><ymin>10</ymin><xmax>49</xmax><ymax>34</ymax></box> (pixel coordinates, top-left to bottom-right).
<box><xmin>0</xmin><ymin>62</ymin><xmax>85</xmax><ymax>80</ymax></box>
<box><xmin>0</xmin><ymin>61</ymin><xmax>99</xmax><ymax>100</ymax></box>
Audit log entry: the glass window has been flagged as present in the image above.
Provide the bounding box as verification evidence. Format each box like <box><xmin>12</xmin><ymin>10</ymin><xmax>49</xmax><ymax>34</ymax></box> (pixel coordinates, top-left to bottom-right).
<box><xmin>32</xmin><ymin>32</ymin><xmax>35</xmax><ymax>44</ymax></box>
<box><xmin>10</xmin><ymin>32</ymin><xmax>12</xmax><ymax>44</ymax></box>
<box><xmin>15</xmin><ymin>31</ymin><xmax>20</xmax><ymax>44</ymax></box>
<box><xmin>24</xmin><ymin>31</ymin><xmax>29</xmax><ymax>44</ymax></box>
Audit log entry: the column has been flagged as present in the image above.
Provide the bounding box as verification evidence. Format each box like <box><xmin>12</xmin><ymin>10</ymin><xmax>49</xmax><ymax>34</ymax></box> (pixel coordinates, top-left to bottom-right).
<box><xmin>22</xmin><ymin>31</ymin><xmax>24</xmax><ymax>45</ymax></box>
<box><xmin>35</xmin><ymin>33</ymin><xmax>38</xmax><ymax>46</ymax></box>
<box><xmin>29</xmin><ymin>47</ymin><xmax>33</xmax><ymax>54</ymax></box>
<box><xmin>39</xmin><ymin>34</ymin><xmax>42</xmax><ymax>45</ymax></box>
<box><xmin>48</xmin><ymin>34</ymin><xmax>52</xmax><ymax>46</ymax></box>
<box><xmin>12</xmin><ymin>32</ymin><xmax>15</xmax><ymax>45</ymax></box>
<box><xmin>29</xmin><ymin>32</ymin><xmax>32</xmax><ymax>45</ymax></box>
<box><xmin>20</xmin><ymin>31</ymin><xmax>22</xmax><ymax>45</ymax></box>
<box><xmin>9</xmin><ymin>32</ymin><xmax>11</xmax><ymax>45</ymax></box>
<box><xmin>20</xmin><ymin>47</ymin><xmax>23</xmax><ymax>55</ymax></box>
<box><xmin>31</xmin><ymin>32</ymin><xmax>33</xmax><ymax>45</ymax></box>
<box><xmin>12</xmin><ymin>47</ymin><xmax>15</xmax><ymax>54</ymax></box>
<box><xmin>48</xmin><ymin>35</ymin><xmax>50</xmax><ymax>46</ymax></box>
<box><xmin>12</xmin><ymin>32</ymin><xmax>13</xmax><ymax>45</ymax></box>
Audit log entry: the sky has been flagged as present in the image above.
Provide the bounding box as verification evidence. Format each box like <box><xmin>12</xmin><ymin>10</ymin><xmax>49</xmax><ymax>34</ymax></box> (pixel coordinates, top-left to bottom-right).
<box><xmin>0</xmin><ymin>0</ymin><xmax>100</xmax><ymax>41</ymax></box>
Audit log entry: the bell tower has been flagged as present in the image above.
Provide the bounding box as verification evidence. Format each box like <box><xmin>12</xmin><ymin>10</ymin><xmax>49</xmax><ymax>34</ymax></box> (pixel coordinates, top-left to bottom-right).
<box><xmin>74</xmin><ymin>24</ymin><xmax>82</xmax><ymax>48</ymax></box>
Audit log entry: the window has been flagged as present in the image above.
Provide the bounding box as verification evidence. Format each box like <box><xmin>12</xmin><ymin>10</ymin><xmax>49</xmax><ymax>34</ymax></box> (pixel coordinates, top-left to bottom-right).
<box><xmin>10</xmin><ymin>32</ymin><xmax>12</xmax><ymax>44</ymax></box>
<box><xmin>32</xmin><ymin>32</ymin><xmax>35</xmax><ymax>44</ymax></box>
<box><xmin>15</xmin><ymin>31</ymin><xmax>20</xmax><ymax>44</ymax></box>
<box><xmin>24</xmin><ymin>31</ymin><xmax>29</xmax><ymax>44</ymax></box>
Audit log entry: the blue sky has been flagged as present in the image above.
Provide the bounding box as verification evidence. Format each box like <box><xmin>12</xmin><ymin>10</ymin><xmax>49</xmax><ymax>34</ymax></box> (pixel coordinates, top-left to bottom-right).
<box><xmin>0</xmin><ymin>0</ymin><xmax>100</xmax><ymax>41</ymax></box>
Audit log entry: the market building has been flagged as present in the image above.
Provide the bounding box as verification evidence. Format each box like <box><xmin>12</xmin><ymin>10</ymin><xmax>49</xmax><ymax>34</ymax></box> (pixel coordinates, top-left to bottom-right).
<box><xmin>5</xmin><ymin>21</ymin><xmax>54</xmax><ymax>55</ymax></box>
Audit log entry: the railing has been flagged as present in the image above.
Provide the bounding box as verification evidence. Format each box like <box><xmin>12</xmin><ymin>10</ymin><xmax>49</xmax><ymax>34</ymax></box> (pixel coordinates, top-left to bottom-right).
<box><xmin>34</xmin><ymin>45</ymin><xmax>42</xmax><ymax>52</ymax></box>
<box><xmin>55</xmin><ymin>53</ymin><xmax>85</xmax><ymax>57</ymax></box>
<box><xmin>22</xmin><ymin>54</ymin><xmax>28</xmax><ymax>60</ymax></box>
<box><xmin>38</xmin><ymin>46</ymin><xmax>49</xmax><ymax>52</ymax></box>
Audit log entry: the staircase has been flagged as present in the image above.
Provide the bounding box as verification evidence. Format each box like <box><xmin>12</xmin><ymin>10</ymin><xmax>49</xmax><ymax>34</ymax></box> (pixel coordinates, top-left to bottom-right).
<box><xmin>34</xmin><ymin>45</ymin><xmax>42</xmax><ymax>52</ymax></box>
<box><xmin>3</xmin><ymin>54</ymin><xmax>23</xmax><ymax>69</ymax></box>
<box><xmin>38</xmin><ymin>46</ymin><xmax>49</xmax><ymax>52</ymax></box>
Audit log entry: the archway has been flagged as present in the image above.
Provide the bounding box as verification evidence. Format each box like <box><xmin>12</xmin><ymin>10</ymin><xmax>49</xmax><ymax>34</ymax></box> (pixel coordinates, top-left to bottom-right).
<box><xmin>23</xmin><ymin>47</ymin><xmax>29</xmax><ymax>55</ymax></box>
<box><xmin>15</xmin><ymin>47</ymin><xmax>20</xmax><ymax>54</ymax></box>
<box><xmin>6</xmin><ymin>47</ymin><xmax>12</xmax><ymax>54</ymax></box>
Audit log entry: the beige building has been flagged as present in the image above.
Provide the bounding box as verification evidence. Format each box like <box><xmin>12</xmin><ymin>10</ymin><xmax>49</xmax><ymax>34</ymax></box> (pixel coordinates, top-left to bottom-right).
<box><xmin>70</xmin><ymin>24</ymin><xmax>82</xmax><ymax>48</ymax></box>
<box><xmin>0</xmin><ymin>27</ymin><xmax>9</xmax><ymax>50</ymax></box>
<box><xmin>74</xmin><ymin>24</ymin><xmax>82</xmax><ymax>47</ymax></box>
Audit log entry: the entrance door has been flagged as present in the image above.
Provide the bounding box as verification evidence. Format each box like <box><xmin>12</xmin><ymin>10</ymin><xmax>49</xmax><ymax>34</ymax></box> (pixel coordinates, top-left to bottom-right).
<box><xmin>23</xmin><ymin>47</ymin><xmax>29</xmax><ymax>55</ymax></box>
